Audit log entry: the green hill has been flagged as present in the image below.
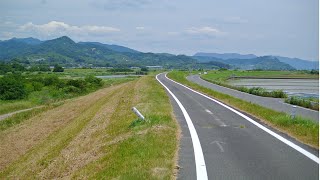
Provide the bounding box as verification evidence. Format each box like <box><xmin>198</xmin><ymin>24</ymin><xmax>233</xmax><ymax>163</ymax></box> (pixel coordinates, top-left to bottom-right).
<box><xmin>0</xmin><ymin>36</ymin><xmax>197</xmax><ymax>68</ymax></box>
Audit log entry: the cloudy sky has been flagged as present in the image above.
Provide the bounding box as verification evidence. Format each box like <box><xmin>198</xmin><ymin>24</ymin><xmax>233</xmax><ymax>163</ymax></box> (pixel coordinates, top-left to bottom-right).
<box><xmin>0</xmin><ymin>0</ymin><xmax>318</xmax><ymax>60</ymax></box>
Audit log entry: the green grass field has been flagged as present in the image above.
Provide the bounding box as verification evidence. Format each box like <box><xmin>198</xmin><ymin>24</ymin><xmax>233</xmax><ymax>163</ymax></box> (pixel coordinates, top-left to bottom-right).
<box><xmin>168</xmin><ymin>71</ymin><xmax>318</xmax><ymax>149</ymax></box>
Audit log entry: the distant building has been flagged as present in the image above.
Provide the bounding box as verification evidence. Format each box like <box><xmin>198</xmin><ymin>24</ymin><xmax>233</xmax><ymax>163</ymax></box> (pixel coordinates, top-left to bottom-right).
<box><xmin>130</xmin><ymin>67</ymin><xmax>140</xmax><ymax>70</ymax></box>
<box><xmin>146</xmin><ymin>66</ymin><xmax>163</xmax><ymax>70</ymax></box>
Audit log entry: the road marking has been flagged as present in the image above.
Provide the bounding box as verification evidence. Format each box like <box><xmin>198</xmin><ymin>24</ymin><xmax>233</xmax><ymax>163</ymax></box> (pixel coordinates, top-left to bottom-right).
<box><xmin>165</xmin><ymin>73</ymin><xmax>319</xmax><ymax>164</ymax></box>
<box><xmin>179</xmin><ymin>89</ymin><xmax>227</xmax><ymax>127</ymax></box>
<box><xmin>210</xmin><ymin>141</ymin><xmax>226</xmax><ymax>152</ymax></box>
<box><xmin>205</xmin><ymin>109</ymin><xmax>213</xmax><ymax>114</ymax></box>
<box><xmin>156</xmin><ymin>74</ymin><xmax>208</xmax><ymax>180</ymax></box>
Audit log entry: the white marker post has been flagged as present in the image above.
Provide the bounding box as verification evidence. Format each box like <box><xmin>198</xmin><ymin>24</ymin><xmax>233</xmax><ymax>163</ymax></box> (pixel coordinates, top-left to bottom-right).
<box><xmin>132</xmin><ymin>107</ymin><xmax>145</xmax><ymax>120</ymax></box>
<box><xmin>291</xmin><ymin>105</ymin><xmax>297</xmax><ymax>119</ymax></box>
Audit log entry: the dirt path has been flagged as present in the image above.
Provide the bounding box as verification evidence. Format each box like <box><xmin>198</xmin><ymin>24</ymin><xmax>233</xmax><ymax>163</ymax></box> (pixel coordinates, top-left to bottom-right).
<box><xmin>0</xmin><ymin>106</ymin><xmax>44</xmax><ymax>121</ymax></box>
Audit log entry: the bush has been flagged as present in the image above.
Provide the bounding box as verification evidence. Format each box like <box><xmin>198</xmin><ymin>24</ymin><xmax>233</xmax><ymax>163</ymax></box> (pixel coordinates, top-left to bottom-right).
<box><xmin>53</xmin><ymin>64</ymin><xmax>64</xmax><ymax>72</ymax></box>
<box><xmin>271</xmin><ymin>90</ymin><xmax>287</xmax><ymax>98</ymax></box>
<box><xmin>85</xmin><ymin>75</ymin><xmax>102</xmax><ymax>87</ymax></box>
<box><xmin>63</xmin><ymin>86</ymin><xmax>81</xmax><ymax>94</ymax></box>
<box><xmin>285</xmin><ymin>96</ymin><xmax>318</xmax><ymax>110</ymax></box>
<box><xmin>67</xmin><ymin>79</ymin><xmax>87</xmax><ymax>90</ymax></box>
<box><xmin>0</xmin><ymin>75</ymin><xmax>27</xmax><ymax>100</ymax></box>
<box><xmin>43</xmin><ymin>75</ymin><xmax>60</xmax><ymax>86</ymax></box>
<box><xmin>32</xmin><ymin>82</ymin><xmax>44</xmax><ymax>91</ymax></box>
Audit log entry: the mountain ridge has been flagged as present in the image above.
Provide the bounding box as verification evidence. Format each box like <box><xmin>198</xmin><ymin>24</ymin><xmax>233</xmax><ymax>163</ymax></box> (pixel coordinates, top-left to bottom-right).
<box><xmin>0</xmin><ymin>36</ymin><xmax>317</xmax><ymax>70</ymax></box>
<box><xmin>194</xmin><ymin>52</ymin><xmax>318</xmax><ymax>70</ymax></box>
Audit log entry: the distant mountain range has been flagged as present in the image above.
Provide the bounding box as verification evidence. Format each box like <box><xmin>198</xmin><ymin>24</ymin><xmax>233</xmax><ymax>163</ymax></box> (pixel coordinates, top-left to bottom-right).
<box><xmin>194</xmin><ymin>52</ymin><xmax>318</xmax><ymax>70</ymax></box>
<box><xmin>0</xmin><ymin>36</ymin><xmax>198</xmax><ymax>69</ymax></box>
<box><xmin>0</xmin><ymin>36</ymin><xmax>318</xmax><ymax>70</ymax></box>
<box><xmin>195</xmin><ymin>52</ymin><xmax>257</xmax><ymax>60</ymax></box>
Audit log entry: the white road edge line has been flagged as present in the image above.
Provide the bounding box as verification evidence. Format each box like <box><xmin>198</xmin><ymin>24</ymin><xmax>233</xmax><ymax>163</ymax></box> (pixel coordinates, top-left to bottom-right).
<box><xmin>165</xmin><ymin>73</ymin><xmax>319</xmax><ymax>164</ymax></box>
<box><xmin>156</xmin><ymin>73</ymin><xmax>208</xmax><ymax>180</ymax></box>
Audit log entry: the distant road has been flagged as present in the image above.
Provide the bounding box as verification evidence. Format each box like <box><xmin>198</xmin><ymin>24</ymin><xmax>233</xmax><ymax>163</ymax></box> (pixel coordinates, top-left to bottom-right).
<box><xmin>187</xmin><ymin>75</ymin><xmax>319</xmax><ymax>122</ymax></box>
<box><xmin>157</xmin><ymin>73</ymin><xmax>318</xmax><ymax>180</ymax></box>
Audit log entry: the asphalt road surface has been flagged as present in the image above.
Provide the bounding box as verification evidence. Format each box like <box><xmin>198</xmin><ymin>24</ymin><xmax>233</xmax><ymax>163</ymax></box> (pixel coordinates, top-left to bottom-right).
<box><xmin>187</xmin><ymin>75</ymin><xmax>319</xmax><ymax>122</ymax></box>
<box><xmin>156</xmin><ymin>73</ymin><xmax>318</xmax><ymax>180</ymax></box>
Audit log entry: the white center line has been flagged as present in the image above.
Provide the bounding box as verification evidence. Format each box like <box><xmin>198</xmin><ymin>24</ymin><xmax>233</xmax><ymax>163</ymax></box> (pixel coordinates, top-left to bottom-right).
<box><xmin>205</xmin><ymin>109</ymin><xmax>213</xmax><ymax>114</ymax></box>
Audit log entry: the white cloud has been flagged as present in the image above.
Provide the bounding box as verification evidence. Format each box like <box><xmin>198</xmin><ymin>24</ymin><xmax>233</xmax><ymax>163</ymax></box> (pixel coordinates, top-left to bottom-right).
<box><xmin>185</xmin><ymin>27</ymin><xmax>225</xmax><ymax>36</ymax></box>
<box><xmin>19</xmin><ymin>21</ymin><xmax>120</xmax><ymax>37</ymax></box>
<box><xmin>135</xmin><ymin>26</ymin><xmax>145</xmax><ymax>30</ymax></box>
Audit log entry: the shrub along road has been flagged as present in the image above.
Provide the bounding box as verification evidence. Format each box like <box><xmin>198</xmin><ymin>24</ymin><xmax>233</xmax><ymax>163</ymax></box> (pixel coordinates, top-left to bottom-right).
<box><xmin>188</xmin><ymin>75</ymin><xmax>319</xmax><ymax>122</ymax></box>
<box><xmin>158</xmin><ymin>73</ymin><xmax>318</xmax><ymax>180</ymax></box>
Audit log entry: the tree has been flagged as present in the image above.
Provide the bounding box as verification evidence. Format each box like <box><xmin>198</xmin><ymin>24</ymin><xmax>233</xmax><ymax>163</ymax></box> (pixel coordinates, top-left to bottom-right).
<box><xmin>0</xmin><ymin>75</ymin><xmax>27</xmax><ymax>100</ymax></box>
<box><xmin>141</xmin><ymin>67</ymin><xmax>148</xmax><ymax>72</ymax></box>
<box><xmin>53</xmin><ymin>64</ymin><xmax>64</xmax><ymax>72</ymax></box>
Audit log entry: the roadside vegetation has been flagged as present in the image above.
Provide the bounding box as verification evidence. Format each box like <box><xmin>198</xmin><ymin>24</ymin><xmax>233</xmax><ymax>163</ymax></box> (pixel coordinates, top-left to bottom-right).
<box><xmin>0</xmin><ymin>74</ymin><xmax>178</xmax><ymax>179</ymax></box>
<box><xmin>201</xmin><ymin>70</ymin><xmax>318</xmax><ymax>109</ymax></box>
<box><xmin>168</xmin><ymin>71</ymin><xmax>318</xmax><ymax>149</ymax></box>
<box><xmin>285</xmin><ymin>96</ymin><xmax>319</xmax><ymax>111</ymax></box>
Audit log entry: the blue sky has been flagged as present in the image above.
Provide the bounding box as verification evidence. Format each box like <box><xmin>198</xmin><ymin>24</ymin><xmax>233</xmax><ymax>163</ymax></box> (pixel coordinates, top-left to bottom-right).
<box><xmin>0</xmin><ymin>0</ymin><xmax>318</xmax><ymax>60</ymax></box>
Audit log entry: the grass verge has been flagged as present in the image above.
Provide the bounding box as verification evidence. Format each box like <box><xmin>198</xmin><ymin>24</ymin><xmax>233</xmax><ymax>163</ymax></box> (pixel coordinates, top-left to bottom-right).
<box><xmin>0</xmin><ymin>104</ymin><xmax>60</xmax><ymax>131</ymax></box>
<box><xmin>285</xmin><ymin>96</ymin><xmax>319</xmax><ymax>111</ymax></box>
<box><xmin>168</xmin><ymin>71</ymin><xmax>318</xmax><ymax>149</ymax></box>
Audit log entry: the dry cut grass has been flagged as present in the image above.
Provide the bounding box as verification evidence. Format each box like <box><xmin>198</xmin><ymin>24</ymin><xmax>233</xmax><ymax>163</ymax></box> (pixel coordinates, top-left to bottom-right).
<box><xmin>0</xmin><ymin>75</ymin><xmax>178</xmax><ymax>179</ymax></box>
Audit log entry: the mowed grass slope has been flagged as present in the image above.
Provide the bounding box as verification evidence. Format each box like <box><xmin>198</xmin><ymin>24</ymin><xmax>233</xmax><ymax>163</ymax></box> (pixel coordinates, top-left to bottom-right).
<box><xmin>168</xmin><ymin>71</ymin><xmax>318</xmax><ymax>148</ymax></box>
<box><xmin>0</xmin><ymin>75</ymin><xmax>178</xmax><ymax>179</ymax></box>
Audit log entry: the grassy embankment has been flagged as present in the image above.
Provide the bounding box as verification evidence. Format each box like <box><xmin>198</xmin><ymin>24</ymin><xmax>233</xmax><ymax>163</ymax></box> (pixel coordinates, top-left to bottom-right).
<box><xmin>168</xmin><ymin>71</ymin><xmax>318</xmax><ymax>149</ymax></box>
<box><xmin>0</xmin><ymin>74</ymin><xmax>136</xmax><ymax>116</ymax></box>
<box><xmin>0</xmin><ymin>77</ymin><xmax>134</xmax><ymax>130</ymax></box>
<box><xmin>201</xmin><ymin>70</ymin><xmax>319</xmax><ymax>110</ymax></box>
<box><xmin>0</xmin><ymin>75</ymin><xmax>178</xmax><ymax>179</ymax></box>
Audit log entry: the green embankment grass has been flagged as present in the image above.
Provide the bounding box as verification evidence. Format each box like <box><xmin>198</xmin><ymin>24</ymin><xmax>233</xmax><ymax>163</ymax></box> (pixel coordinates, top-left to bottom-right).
<box><xmin>168</xmin><ymin>71</ymin><xmax>318</xmax><ymax>149</ymax></box>
<box><xmin>0</xmin><ymin>77</ymin><xmax>136</xmax><ymax>116</ymax></box>
<box><xmin>0</xmin><ymin>75</ymin><xmax>178</xmax><ymax>179</ymax></box>
<box><xmin>0</xmin><ymin>100</ymin><xmax>36</xmax><ymax>115</ymax></box>
<box><xmin>0</xmin><ymin>105</ymin><xmax>57</xmax><ymax>131</ymax></box>
<box><xmin>0</xmin><ymin>78</ymin><xmax>136</xmax><ymax>134</ymax></box>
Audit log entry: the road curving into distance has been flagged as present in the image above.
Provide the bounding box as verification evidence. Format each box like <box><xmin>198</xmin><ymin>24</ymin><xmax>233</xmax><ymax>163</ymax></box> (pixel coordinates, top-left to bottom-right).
<box><xmin>156</xmin><ymin>73</ymin><xmax>318</xmax><ymax>180</ymax></box>
<box><xmin>187</xmin><ymin>75</ymin><xmax>319</xmax><ymax>122</ymax></box>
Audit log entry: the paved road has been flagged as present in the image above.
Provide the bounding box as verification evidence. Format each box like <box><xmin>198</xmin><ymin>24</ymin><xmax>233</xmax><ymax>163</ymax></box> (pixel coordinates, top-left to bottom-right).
<box><xmin>187</xmin><ymin>75</ymin><xmax>319</xmax><ymax>122</ymax></box>
<box><xmin>157</xmin><ymin>73</ymin><xmax>318</xmax><ymax>180</ymax></box>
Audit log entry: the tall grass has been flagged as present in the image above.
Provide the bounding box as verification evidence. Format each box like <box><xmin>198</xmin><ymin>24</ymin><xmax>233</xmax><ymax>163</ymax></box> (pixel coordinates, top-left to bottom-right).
<box><xmin>285</xmin><ymin>96</ymin><xmax>319</xmax><ymax>111</ymax></box>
